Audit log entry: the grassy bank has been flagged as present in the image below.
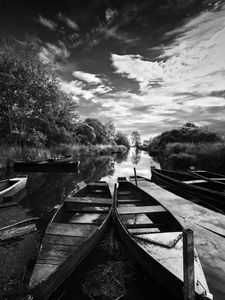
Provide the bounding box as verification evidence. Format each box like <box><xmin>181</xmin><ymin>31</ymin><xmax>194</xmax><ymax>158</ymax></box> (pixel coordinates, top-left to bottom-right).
<box><xmin>165</xmin><ymin>142</ymin><xmax>225</xmax><ymax>170</ymax></box>
<box><xmin>0</xmin><ymin>144</ymin><xmax>128</xmax><ymax>170</ymax></box>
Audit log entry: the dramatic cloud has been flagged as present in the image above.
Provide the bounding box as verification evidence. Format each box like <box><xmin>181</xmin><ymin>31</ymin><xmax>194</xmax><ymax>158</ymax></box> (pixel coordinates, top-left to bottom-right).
<box><xmin>37</xmin><ymin>15</ymin><xmax>57</xmax><ymax>31</ymax></box>
<box><xmin>72</xmin><ymin>71</ymin><xmax>102</xmax><ymax>84</ymax></box>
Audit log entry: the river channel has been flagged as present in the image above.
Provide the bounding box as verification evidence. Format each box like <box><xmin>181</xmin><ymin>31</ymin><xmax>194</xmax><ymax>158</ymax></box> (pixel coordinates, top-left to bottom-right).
<box><xmin>1</xmin><ymin>149</ymin><xmax>224</xmax><ymax>299</ymax></box>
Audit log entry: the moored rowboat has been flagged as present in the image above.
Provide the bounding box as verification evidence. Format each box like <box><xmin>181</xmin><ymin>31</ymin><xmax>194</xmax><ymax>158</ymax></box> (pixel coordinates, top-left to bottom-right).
<box><xmin>151</xmin><ymin>168</ymin><xmax>225</xmax><ymax>214</ymax></box>
<box><xmin>0</xmin><ymin>177</ymin><xmax>27</xmax><ymax>202</ymax></box>
<box><xmin>114</xmin><ymin>178</ymin><xmax>212</xmax><ymax>300</ymax></box>
<box><xmin>189</xmin><ymin>170</ymin><xmax>225</xmax><ymax>185</ymax></box>
<box><xmin>14</xmin><ymin>160</ymin><xmax>79</xmax><ymax>172</ymax></box>
<box><xmin>28</xmin><ymin>181</ymin><xmax>112</xmax><ymax>299</ymax></box>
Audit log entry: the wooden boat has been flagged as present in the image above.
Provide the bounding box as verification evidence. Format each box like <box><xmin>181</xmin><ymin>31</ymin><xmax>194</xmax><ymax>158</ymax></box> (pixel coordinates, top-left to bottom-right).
<box><xmin>47</xmin><ymin>155</ymin><xmax>72</xmax><ymax>163</ymax></box>
<box><xmin>28</xmin><ymin>181</ymin><xmax>112</xmax><ymax>299</ymax></box>
<box><xmin>14</xmin><ymin>160</ymin><xmax>79</xmax><ymax>172</ymax></box>
<box><xmin>151</xmin><ymin>168</ymin><xmax>225</xmax><ymax>213</ymax></box>
<box><xmin>189</xmin><ymin>170</ymin><xmax>225</xmax><ymax>185</ymax></box>
<box><xmin>114</xmin><ymin>178</ymin><xmax>212</xmax><ymax>300</ymax></box>
<box><xmin>0</xmin><ymin>177</ymin><xmax>27</xmax><ymax>202</ymax></box>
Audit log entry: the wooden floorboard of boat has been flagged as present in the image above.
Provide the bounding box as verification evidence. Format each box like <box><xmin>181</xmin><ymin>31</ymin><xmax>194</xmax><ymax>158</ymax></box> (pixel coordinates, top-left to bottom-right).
<box><xmin>46</xmin><ymin>223</ymin><xmax>98</xmax><ymax>237</ymax></box>
<box><xmin>126</xmin><ymin>223</ymin><xmax>164</xmax><ymax>229</ymax></box>
<box><xmin>65</xmin><ymin>196</ymin><xmax>112</xmax><ymax>205</ymax></box>
<box><xmin>117</xmin><ymin>199</ymin><xmax>142</xmax><ymax>204</ymax></box>
<box><xmin>117</xmin><ymin>205</ymin><xmax>166</xmax><ymax>215</ymax></box>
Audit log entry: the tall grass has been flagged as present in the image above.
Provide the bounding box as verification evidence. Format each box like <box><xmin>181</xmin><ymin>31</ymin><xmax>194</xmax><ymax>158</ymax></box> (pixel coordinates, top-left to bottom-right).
<box><xmin>165</xmin><ymin>142</ymin><xmax>225</xmax><ymax>170</ymax></box>
<box><xmin>0</xmin><ymin>144</ymin><xmax>128</xmax><ymax>169</ymax></box>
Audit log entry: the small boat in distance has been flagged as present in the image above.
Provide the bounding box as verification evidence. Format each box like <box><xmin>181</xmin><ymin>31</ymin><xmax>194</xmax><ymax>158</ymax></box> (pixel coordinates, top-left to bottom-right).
<box><xmin>28</xmin><ymin>181</ymin><xmax>112</xmax><ymax>300</ymax></box>
<box><xmin>114</xmin><ymin>178</ymin><xmax>212</xmax><ymax>300</ymax></box>
<box><xmin>189</xmin><ymin>170</ymin><xmax>225</xmax><ymax>185</ymax></box>
<box><xmin>14</xmin><ymin>159</ymin><xmax>79</xmax><ymax>172</ymax></box>
<box><xmin>0</xmin><ymin>177</ymin><xmax>27</xmax><ymax>202</ymax></box>
<box><xmin>151</xmin><ymin>168</ymin><xmax>225</xmax><ymax>214</ymax></box>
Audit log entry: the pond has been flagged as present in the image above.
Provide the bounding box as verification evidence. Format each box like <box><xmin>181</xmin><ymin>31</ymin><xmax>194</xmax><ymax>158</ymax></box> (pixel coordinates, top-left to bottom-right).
<box><xmin>1</xmin><ymin>149</ymin><xmax>224</xmax><ymax>299</ymax></box>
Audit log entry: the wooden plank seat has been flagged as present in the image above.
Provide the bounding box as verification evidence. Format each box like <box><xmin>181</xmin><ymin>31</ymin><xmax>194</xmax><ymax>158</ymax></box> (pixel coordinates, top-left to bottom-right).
<box><xmin>117</xmin><ymin>205</ymin><xmax>166</xmax><ymax>215</ymax></box>
<box><xmin>182</xmin><ymin>179</ymin><xmax>207</xmax><ymax>184</ymax></box>
<box><xmin>126</xmin><ymin>223</ymin><xmax>164</xmax><ymax>229</ymax></box>
<box><xmin>68</xmin><ymin>206</ymin><xmax>109</xmax><ymax>213</ymax></box>
<box><xmin>117</xmin><ymin>199</ymin><xmax>142</xmax><ymax>204</ymax></box>
<box><xmin>65</xmin><ymin>196</ymin><xmax>112</xmax><ymax>206</ymax></box>
<box><xmin>129</xmin><ymin>228</ymin><xmax>161</xmax><ymax>234</ymax></box>
<box><xmin>46</xmin><ymin>223</ymin><xmax>98</xmax><ymax>237</ymax></box>
<box><xmin>88</xmin><ymin>182</ymin><xmax>108</xmax><ymax>187</ymax></box>
<box><xmin>118</xmin><ymin>191</ymin><xmax>134</xmax><ymax>195</ymax></box>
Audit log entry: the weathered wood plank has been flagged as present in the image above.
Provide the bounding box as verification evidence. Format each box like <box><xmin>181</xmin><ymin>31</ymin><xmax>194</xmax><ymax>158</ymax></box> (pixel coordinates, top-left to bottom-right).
<box><xmin>129</xmin><ymin>228</ymin><xmax>160</xmax><ymax>234</ymax></box>
<box><xmin>42</xmin><ymin>234</ymin><xmax>87</xmax><ymax>246</ymax></box>
<box><xmin>46</xmin><ymin>223</ymin><xmax>98</xmax><ymax>237</ymax></box>
<box><xmin>183</xmin><ymin>180</ymin><xmax>207</xmax><ymax>184</ymax></box>
<box><xmin>88</xmin><ymin>182</ymin><xmax>108</xmax><ymax>187</ymax></box>
<box><xmin>69</xmin><ymin>206</ymin><xmax>109</xmax><ymax>213</ymax></box>
<box><xmin>65</xmin><ymin>196</ymin><xmax>112</xmax><ymax>205</ymax></box>
<box><xmin>117</xmin><ymin>199</ymin><xmax>141</xmax><ymax>204</ymax></box>
<box><xmin>0</xmin><ymin>224</ymin><xmax>37</xmax><ymax>241</ymax></box>
<box><xmin>126</xmin><ymin>223</ymin><xmax>164</xmax><ymax>229</ymax></box>
<box><xmin>117</xmin><ymin>205</ymin><xmax>166</xmax><ymax>215</ymax></box>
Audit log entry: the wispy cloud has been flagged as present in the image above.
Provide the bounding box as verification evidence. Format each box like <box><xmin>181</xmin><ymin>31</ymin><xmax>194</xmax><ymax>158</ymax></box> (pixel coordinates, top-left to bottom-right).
<box><xmin>37</xmin><ymin>15</ymin><xmax>57</xmax><ymax>31</ymax></box>
<box><xmin>58</xmin><ymin>13</ymin><xmax>79</xmax><ymax>30</ymax></box>
<box><xmin>39</xmin><ymin>41</ymin><xmax>70</xmax><ymax>67</ymax></box>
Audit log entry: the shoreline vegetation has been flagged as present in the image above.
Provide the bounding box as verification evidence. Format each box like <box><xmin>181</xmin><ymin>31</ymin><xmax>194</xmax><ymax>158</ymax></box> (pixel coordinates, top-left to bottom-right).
<box><xmin>0</xmin><ymin>39</ymin><xmax>130</xmax><ymax>171</ymax></box>
<box><xmin>0</xmin><ymin>144</ymin><xmax>128</xmax><ymax>170</ymax></box>
<box><xmin>140</xmin><ymin>123</ymin><xmax>225</xmax><ymax>171</ymax></box>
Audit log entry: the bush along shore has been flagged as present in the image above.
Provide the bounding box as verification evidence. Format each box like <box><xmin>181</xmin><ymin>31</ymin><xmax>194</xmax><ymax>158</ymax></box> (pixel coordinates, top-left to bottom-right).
<box><xmin>143</xmin><ymin>123</ymin><xmax>225</xmax><ymax>171</ymax></box>
<box><xmin>0</xmin><ymin>144</ymin><xmax>129</xmax><ymax>170</ymax></box>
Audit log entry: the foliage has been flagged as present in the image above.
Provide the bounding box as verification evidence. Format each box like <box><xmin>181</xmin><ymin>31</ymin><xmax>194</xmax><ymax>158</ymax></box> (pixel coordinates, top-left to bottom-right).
<box><xmin>148</xmin><ymin>123</ymin><xmax>222</xmax><ymax>152</ymax></box>
<box><xmin>114</xmin><ymin>131</ymin><xmax>130</xmax><ymax>148</ymax></box>
<box><xmin>85</xmin><ymin>118</ymin><xmax>107</xmax><ymax>144</ymax></box>
<box><xmin>0</xmin><ymin>39</ymin><xmax>78</xmax><ymax>146</ymax></box>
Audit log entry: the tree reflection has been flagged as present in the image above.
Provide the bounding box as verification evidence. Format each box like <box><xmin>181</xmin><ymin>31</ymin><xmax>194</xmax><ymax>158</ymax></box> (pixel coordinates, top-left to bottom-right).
<box><xmin>131</xmin><ymin>148</ymin><xmax>141</xmax><ymax>165</ymax></box>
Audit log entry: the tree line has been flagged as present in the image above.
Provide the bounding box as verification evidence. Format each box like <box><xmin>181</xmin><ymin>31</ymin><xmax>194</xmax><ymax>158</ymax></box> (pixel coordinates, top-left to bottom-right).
<box><xmin>0</xmin><ymin>39</ymin><xmax>129</xmax><ymax>148</ymax></box>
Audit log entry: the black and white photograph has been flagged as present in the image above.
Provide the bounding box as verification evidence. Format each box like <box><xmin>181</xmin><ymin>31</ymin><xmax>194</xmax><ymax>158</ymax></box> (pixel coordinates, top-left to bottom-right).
<box><xmin>0</xmin><ymin>0</ymin><xmax>224</xmax><ymax>299</ymax></box>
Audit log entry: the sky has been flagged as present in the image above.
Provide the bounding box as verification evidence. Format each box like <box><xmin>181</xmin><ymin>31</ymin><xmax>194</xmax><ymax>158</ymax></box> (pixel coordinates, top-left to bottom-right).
<box><xmin>0</xmin><ymin>0</ymin><xmax>225</xmax><ymax>139</ymax></box>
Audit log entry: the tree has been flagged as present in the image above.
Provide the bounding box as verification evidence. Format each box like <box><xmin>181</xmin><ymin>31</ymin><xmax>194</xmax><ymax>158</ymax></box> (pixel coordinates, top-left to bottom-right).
<box><xmin>115</xmin><ymin>131</ymin><xmax>130</xmax><ymax>148</ymax></box>
<box><xmin>73</xmin><ymin>122</ymin><xmax>96</xmax><ymax>144</ymax></box>
<box><xmin>131</xmin><ymin>131</ymin><xmax>141</xmax><ymax>147</ymax></box>
<box><xmin>0</xmin><ymin>39</ymin><xmax>78</xmax><ymax>146</ymax></box>
<box><xmin>84</xmin><ymin>118</ymin><xmax>107</xmax><ymax>144</ymax></box>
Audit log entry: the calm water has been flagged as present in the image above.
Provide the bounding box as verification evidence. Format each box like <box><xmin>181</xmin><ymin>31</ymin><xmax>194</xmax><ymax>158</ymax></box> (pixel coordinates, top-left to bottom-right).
<box><xmin>2</xmin><ymin>149</ymin><xmax>225</xmax><ymax>299</ymax></box>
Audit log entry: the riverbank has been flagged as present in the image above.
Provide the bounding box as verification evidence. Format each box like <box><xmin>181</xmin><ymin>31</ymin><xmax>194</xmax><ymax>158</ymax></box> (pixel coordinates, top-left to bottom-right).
<box><xmin>0</xmin><ymin>144</ymin><xmax>129</xmax><ymax>170</ymax></box>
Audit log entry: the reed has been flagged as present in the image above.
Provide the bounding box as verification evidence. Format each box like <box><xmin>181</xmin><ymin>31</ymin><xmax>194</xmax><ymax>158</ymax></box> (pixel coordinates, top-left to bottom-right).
<box><xmin>166</xmin><ymin>142</ymin><xmax>225</xmax><ymax>170</ymax></box>
<box><xmin>0</xmin><ymin>144</ymin><xmax>128</xmax><ymax>169</ymax></box>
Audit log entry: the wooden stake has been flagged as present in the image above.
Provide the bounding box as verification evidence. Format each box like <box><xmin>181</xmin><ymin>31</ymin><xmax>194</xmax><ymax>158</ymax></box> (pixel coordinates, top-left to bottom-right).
<box><xmin>134</xmin><ymin>167</ymin><xmax>138</xmax><ymax>186</ymax></box>
<box><xmin>183</xmin><ymin>229</ymin><xmax>195</xmax><ymax>300</ymax></box>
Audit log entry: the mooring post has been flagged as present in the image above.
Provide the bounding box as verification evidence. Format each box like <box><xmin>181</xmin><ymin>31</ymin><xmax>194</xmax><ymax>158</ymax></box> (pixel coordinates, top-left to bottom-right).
<box><xmin>183</xmin><ymin>229</ymin><xmax>195</xmax><ymax>300</ymax></box>
<box><xmin>134</xmin><ymin>167</ymin><xmax>138</xmax><ymax>186</ymax></box>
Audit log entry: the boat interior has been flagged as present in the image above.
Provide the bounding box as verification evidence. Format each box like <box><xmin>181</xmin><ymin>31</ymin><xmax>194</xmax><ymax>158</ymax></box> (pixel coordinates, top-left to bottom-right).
<box><xmin>116</xmin><ymin>180</ymin><xmax>182</xmax><ymax>235</ymax></box>
<box><xmin>54</xmin><ymin>182</ymin><xmax>112</xmax><ymax>227</ymax></box>
<box><xmin>0</xmin><ymin>179</ymin><xmax>17</xmax><ymax>191</ymax></box>
<box><xmin>155</xmin><ymin>169</ymin><xmax>225</xmax><ymax>193</ymax></box>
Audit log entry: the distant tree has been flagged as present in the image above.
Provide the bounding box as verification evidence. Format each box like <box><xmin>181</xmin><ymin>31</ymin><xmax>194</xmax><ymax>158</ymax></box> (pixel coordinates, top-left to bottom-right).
<box><xmin>73</xmin><ymin>122</ymin><xmax>96</xmax><ymax>144</ymax></box>
<box><xmin>105</xmin><ymin>120</ymin><xmax>116</xmax><ymax>143</ymax></box>
<box><xmin>115</xmin><ymin>131</ymin><xmax>130</xmax><ymax>148</ymax></box>
<box><xmin>131</xmin><ymin>131</ymin><xmax>141</xmax><ymax>147</ymax></box>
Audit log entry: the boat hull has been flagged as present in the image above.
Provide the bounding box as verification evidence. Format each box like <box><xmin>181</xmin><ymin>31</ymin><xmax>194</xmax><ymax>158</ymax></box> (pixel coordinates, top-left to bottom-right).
<box><xmin>0</xmin><ymin>177</ymin><xmax>27</xmax><ymax>202</ymax></box>
<box><xmin>151</xmin><ymin>169</ymin><xmax>225</xmax><ymax>213</ymax></box>
<box><xmin>30</xmin><ymin>214</ymin><xmax>111</xmax><ymax>300</ymax></box>
<box><xmin>14</xmin><ymin>161</ymin><xmax>79</xmax><ymax>172</ymax></box>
